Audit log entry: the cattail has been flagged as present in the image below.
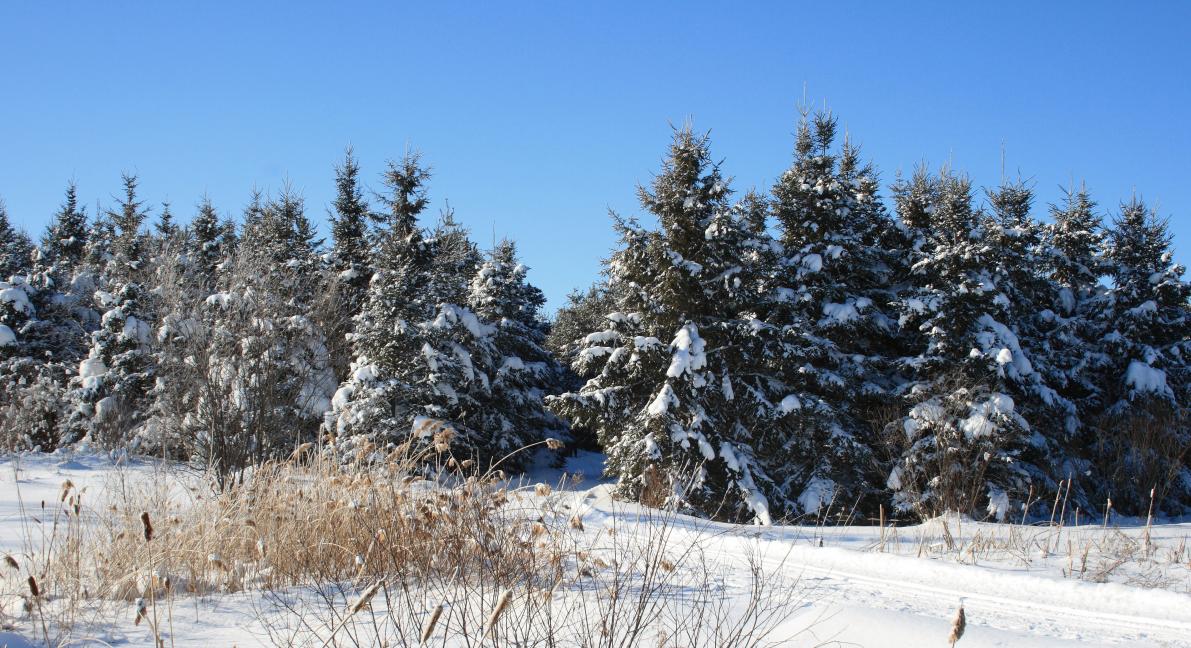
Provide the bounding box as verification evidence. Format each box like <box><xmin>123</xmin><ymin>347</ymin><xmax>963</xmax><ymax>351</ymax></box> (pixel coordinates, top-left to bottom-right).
<box><xmin>60</xmin><ymin>479</ymin><xmax>74</xmax><ymax>502</ymax></box>
<box><xmin>569</xmin><ymin>515</ymin><xmax>584</xmax><ymax>531</ymax></box>
<box><xmin>134</xmin><ymin>597</ymin><xmax>147</xmax><ymax>625</ymax></box>
<box><xmin>419</xmin><ymin>599</ymin><xmax>445</xmax><ymax>645</ymax></box>
<box><xmin>948</xmin><ymin>599</ymin><xmax>966</xmax><ymax>646</ymax></box>
<box><xmin>349</xmin><ymin>579</ymin><xmax>384</xmax><ymax>615</ymax></box>
<box><xmin>140</xmin><ymin>511</ymin><xmax>154</xmax><ymax>542</ymax></box>
<box><xmin>545</xmin><ymin>438</ymin><xmax>564</xmax><ymax>450</ymax></box>
<box><xmin>534</xmin><ymin>483</ymin><xmax>552</xmax><ymax>497</ymax></box>
<box><xmin>3</xmin><ymin>555</ymin><xmax>17</xmax><ymax>571</ymax></box>
<box><xmin>484</xmin><ymin>588</ymin><xmax>513</xmax><ymax>639</ymax></box>
<box><xmin>27</xmin><ymin>575</ymin><xmax>40</xmax><ymax>597</ymax></box>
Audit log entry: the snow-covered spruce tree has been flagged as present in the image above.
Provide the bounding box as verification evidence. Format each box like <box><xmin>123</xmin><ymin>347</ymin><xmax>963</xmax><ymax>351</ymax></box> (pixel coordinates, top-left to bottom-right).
<box><xmin>0</xmin><ymin>201</ymin><xmax>34</xmax><ymax>280</ymax></box>
<box><xmin>40</xmin><ymin>182</ymin><xmax>89</xmax><ymax>281</ymax></box>
<box><xmin>325</xmin><ymin>148</ymin><xmax>373</xmax><ymax>379</ymax></box>
<box><xmin>886</xmin><ymin>168</ymin><xmax>1056</xmax><ymax>521</ymax></box>
<box><xmin>329</xmin><ymin>152</ymin><xmax>443</xmax><ymax>456</ymax></box>
<box><xmin>467</xmin><ymin>239</ymin><xmax>566</xmax><ymax>458</ymax></box>
<box><xmin>547</xmin><ymin>281</ymin><xmax>615</xmax><ymax>378</ymax></box>
<box><xmin>0</xmin><ymin>223</ymin><xmax>76</xmax><ymax>450</ymax></box>
<box><xmin>1092</xmin><ymin>198</ymin><xmax>1190</xmax><ymax>514</ymax></box>
<box><xmin>766</xmin><ymin>111</ymin><xmax>903</xmax><ymax>515</ymax></box>
<box><xmin>1040</xmin><ymin>186</ymin><xmax>1110</xmax><ymax>420</ymax></box>
<box><xmin>545</xmin><ymin>282</ymin><xmax>615</xmax><ymax>449</ymax></box>
<box><xmin>549</xmin><ymin>128</ymin><xmax>793</xmax><ymax>524</ymax></box>
<box><xmin>426</xmin><ymin>206</ymin><xmax>482</xmax><ymax>307</ymax></box>
<box><xmin>62</xmin><ymin>174</ymin><xmax>158</xmax><ymax>449</ymax></box>
<box><xmin>983</xmin><ymin>181</ymin><xmax>1078</xmax><ymax>454</ymax></box>
<box><xmin>188</xmin><ymin>196</ymin><xmax>226</xmax><ymax>290</ymax></box>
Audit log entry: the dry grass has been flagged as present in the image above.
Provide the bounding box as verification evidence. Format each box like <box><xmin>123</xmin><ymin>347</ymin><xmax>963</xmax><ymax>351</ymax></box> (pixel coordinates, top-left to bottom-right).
<box><xmin>0</xmin><ymin>443</ymin><xmax>814</xmax><ymax>647</ymax></box>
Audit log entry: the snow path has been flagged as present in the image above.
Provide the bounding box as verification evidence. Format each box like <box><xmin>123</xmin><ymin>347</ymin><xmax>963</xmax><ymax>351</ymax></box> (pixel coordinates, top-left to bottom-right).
<box><xmin>573</xmin><ymin>485</ymin><xmax>1191</xmax><ymax>647</ymax></box>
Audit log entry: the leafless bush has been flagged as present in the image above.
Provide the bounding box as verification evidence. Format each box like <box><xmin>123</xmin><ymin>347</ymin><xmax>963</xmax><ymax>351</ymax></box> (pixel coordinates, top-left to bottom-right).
<box><xmin>1092</xmin><ymin>403</ymin><xmax>1189</xmax><ymax>517</ymax></box>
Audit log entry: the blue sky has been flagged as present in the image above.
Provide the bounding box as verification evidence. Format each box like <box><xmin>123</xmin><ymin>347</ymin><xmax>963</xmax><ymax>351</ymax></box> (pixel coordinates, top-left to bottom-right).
<box><xmin>1</xmin><ymin>2</ymin><xmax>1188</xmax><ymax>310</ymax></box>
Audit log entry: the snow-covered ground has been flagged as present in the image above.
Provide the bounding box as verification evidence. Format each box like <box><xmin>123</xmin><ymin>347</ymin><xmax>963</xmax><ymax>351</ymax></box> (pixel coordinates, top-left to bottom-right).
<box><xmin>2</xmin><ymin>450</ymin><xmax>1190</xmax><ymax>647</ymax></box>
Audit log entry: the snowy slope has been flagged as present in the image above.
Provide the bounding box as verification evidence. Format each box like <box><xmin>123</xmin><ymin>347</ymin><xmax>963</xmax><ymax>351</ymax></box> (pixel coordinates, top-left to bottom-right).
<box><xmin>1</xmin><ymin>451</ymin><xmax>1190</xmax><ymax>647</ymax></box>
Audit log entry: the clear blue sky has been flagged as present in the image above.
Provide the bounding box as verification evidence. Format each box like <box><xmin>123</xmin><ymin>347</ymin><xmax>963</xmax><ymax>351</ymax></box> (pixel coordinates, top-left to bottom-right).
<box><xmin>2</xmin><ymin>2</ymin><xmax>1188</xmax><ymax>311</ymax></box>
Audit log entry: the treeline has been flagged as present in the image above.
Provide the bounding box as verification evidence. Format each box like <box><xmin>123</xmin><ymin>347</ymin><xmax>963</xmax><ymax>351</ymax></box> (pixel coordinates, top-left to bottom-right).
<box><xmin>1</xmin><ymin>111</ymin><xmax>1188</xmax><ymax>523</ymax></box>
<box><xmin>0</xmin><ymin>150</ymin><xmax>564</xmax><ymax>488</ymax></box>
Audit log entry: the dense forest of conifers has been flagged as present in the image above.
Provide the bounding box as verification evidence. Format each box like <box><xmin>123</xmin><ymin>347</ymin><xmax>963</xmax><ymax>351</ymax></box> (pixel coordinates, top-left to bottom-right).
<box><xmin>1</xmin><ymin>111</ymin><xmax>1187</xmax><ymax>523</ymax></box>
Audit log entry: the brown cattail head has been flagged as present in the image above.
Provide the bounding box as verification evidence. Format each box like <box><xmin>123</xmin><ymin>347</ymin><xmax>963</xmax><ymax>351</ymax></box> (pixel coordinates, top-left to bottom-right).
<box><xmin>60</xmin><ymin>479</ymin><xmax>74</xmax><ymax>502</ymax></box>
<box><xmin>948</xmin><ymin>600</ymin><xmax>966</xmax><ymax>646</ymax></box>
<box><xmin>27</xmin><ymin>575</ymin><xmax>40</xmax><ymax>598</ymax></box>
<box><xmin>3</xmin><ymin>555</ymin><xmax>17</xmax><ymax>571</ymax></box>
<box><xmin>420</xmin><ymin>600</ymin><xmax>445</xmax><ymax>644</ymax></box>
<box><xmin>140</xmin><ymin>512</ymin><xmax>154</xmax><ymax>542</ymax></box>
<box><xmin>349</xmin><ymin>579</ymin><xmax>384</xmax><ymax>615</ymax></box>
<box><xmin>484</xmin><ymin>588</ymin><xmax>513</xmax><ymax>639</ymax></box>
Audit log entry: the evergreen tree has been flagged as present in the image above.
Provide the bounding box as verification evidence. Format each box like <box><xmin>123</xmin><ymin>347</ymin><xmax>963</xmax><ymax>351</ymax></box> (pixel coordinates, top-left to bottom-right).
<box><xmin>63</xmin><ymin>174</ymin><xmax>157</xmax><ymax>448</ymax></box>
<box><xmin>767</xmin><ymin>111</ymin><xmax>902</xmax><ymax>513</ymax></box>
<box><xmin>549</xmin><ymin>128</ymin><xmax>791</xmax><ymax>524</ymax></box>
<box><xmin>41</xmin><ymin>182</ymin><xmax>89</xmax><ymax>277</ymax></box>
<box><xmin>326</xmin><ymin>149</ymin><xmax>373</xmax><ymax>379</ymax></box>
<box><xmin>330</xmin><ymin>147</ymin><xmax>371</xmax><ymax>285</ymax></box>
<box><xmin>426</xmin><ymin>207</ymin><xmax>482</xmax><ymax>307</ymax></box>
<box><xmin>330</xmin><ymin>152</ymin><xmax>441</xmax><ymax>454</ymax></box>
<box><xmin>155</xmin><ymin>201</ymin><xmax>179</xmax><ymax>240</ymax></box>
<box><xmin>1041</xmin><ymin>187</ymin><xmax>1109</xmax><ymax>415</ymax></box>
<box><xmin>107</xmin><ymin>173</ymin><xmax>150</xmax><ymax>280</ymax></box>
<box><xmin>189</xmin><ymin>196</ymin><xmax>224</xmax><ymax>288</ymax></box>
<box><xmin>887</xmin><ymin>168</ymin><xmax>1054</xmax><ymax>520</ymax></box>
<box><xmin>1092</xmin><ymin>198</ymin><xmax>1190</xmax><ymax>513</ymax></box>
<box><xmin>467</xmin><ymin>239</ymin><xmax>566</xmax><ymax>459</ymax></box>
<box><xmin>1048</xmin><ymin>185</ymin><xmax>1106</xmax><ymax>311</ymax></box>
<box><xmin>0</xmin><ymin>200</ymin><xmax>33</xmax><ymax>279</ymax></box>
<box><xmin>547</xmin><ymin>281</ymin><xmax>615</xmax><ymax>377</ymax></box>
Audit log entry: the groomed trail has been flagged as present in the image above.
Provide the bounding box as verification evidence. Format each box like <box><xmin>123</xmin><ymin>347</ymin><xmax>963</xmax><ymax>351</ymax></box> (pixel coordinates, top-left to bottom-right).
<box><xmin>571</xmin><ymin>483</ymin><xmax>1191</xmax><ymax>647</ymax></box>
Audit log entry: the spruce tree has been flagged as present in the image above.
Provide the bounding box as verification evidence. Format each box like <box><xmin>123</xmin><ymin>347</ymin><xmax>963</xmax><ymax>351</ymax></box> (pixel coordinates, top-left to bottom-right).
<box><xmin>189</xmin><ymin>196</ymin><xmax>224</xmax><ymax>289</ymax></box>
<box><xmin>467</xmin><ymin>239</ymin><xmax>565</xmax><ymax>459</ymax></box>
<box><xmin>0</xmin><ymin>200</ymin><xmax>33</xmax><ymax>280</ymax></box>
<box><xmin>549</xmin><ymin>128</ymin><xmax>791</xmax><ymax>524</ymax></box>
<box><xmin>1093</xmin><ymin>198</ymin><xmax>1190</xmax><ymax>513</ymax></box>
<box><xmin>426</xmin><ymin>207</ymin><xmax>482</xmax><ymax>307</ymax></box>
<box><xmin>326</xmin><ymin>148</ymin><xmax>373</xmax><ymax>379</ymax></box>
<box><xmin>41</xmin><ymin>182</ymin><xmax>89</xmax><ymax>278</ymax></box>
<box><xmin>63</xmin><ymin>174</ymin><xmax>157</xmax><ymax>448</ymax></box>
<box><xmin>887</xmin><ymin>168</ymin><xmax>1053</xmax><ymax>520</ymax></box>
<box><xmin>330</xmin><ymin>152</ymin><xmax>441</xmax><ymax>454</ymax></box>
<box><xmin>1042</xmin><ymin>186</ymin><xmax>1109</xmax><ymax>411</ymax></box>
<box><xmin>767</xmin><ymin>111</ymin><xmax>902</xmax><ymax>513</ymax></box>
